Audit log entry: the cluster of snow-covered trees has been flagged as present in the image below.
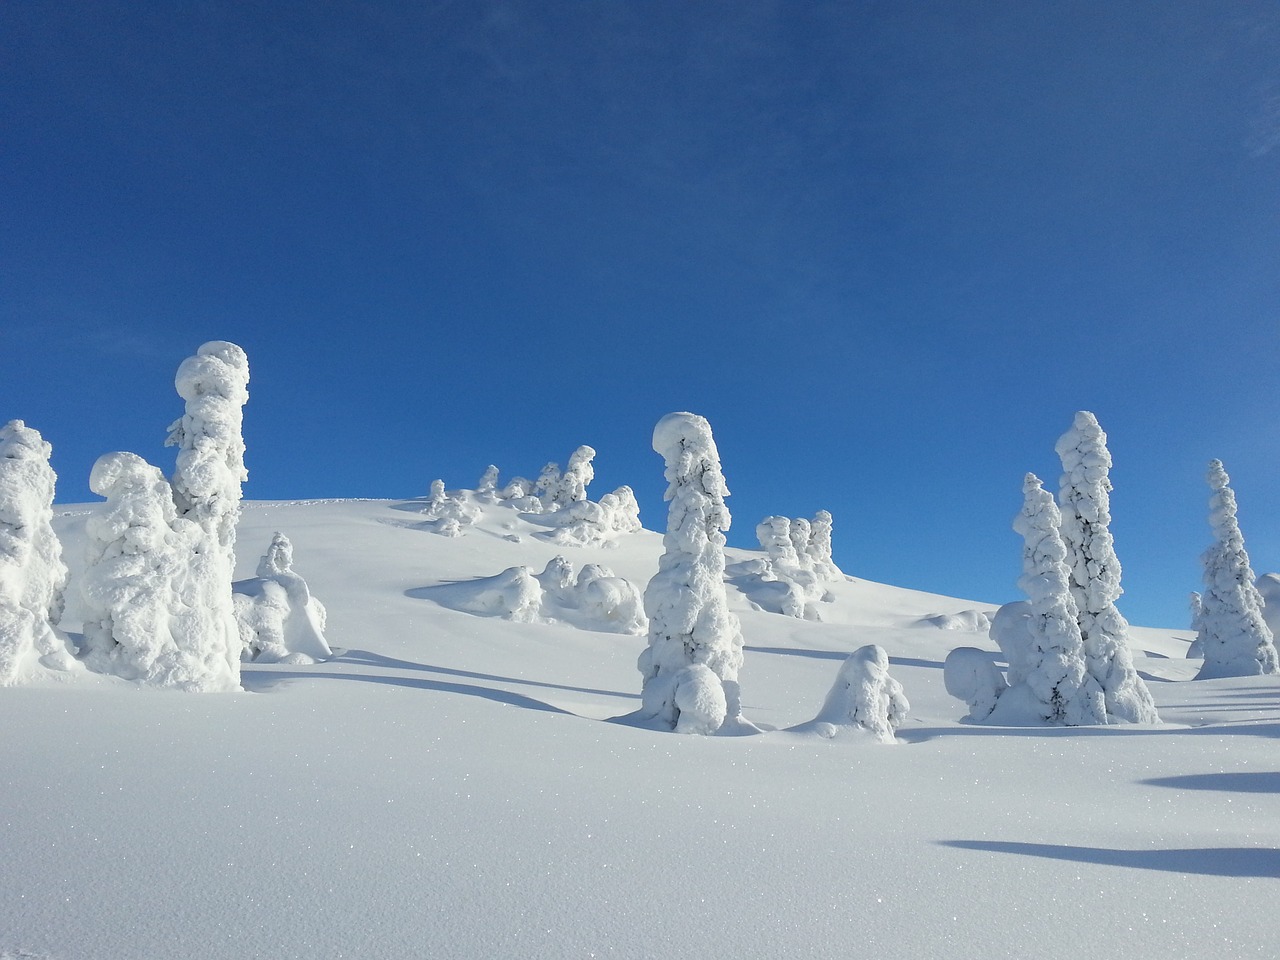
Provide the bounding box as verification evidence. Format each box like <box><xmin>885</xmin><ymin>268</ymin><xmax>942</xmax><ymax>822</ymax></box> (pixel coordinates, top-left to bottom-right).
<box><xmin>0</xmin><ymin>341</ymin><xmax>330</xmax><ymax>691</ymax></box>
<box><xmin>947</xmin><ymin>413</ymin><xmax>1159</xmax><ymax>725</ymax></box>
<box><xmin>729</xmin><ymin>510</ymin><xmax>842</xmax><ymax>619</ymax></box>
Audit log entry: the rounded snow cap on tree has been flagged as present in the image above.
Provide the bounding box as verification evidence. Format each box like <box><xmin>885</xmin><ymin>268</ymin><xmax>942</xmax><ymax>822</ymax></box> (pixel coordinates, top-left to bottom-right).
<box><xmin>174</xmin><ymin>340</ymin><xmax>250</xmax><ymax>403</ymax></box>
<box><xmin>652</xmin><ymin>411</ymin><xmax>714</xmax><ymax>460</ymax></box>
<box><xmin>0</xmin><ymin>420</ymin><xmax>52</xmax><ymax>461</ymax></box>
<box><xmin>89</xmin><ymin>451</ymin><xmax>162</xmax><ymax>497</ymax></box>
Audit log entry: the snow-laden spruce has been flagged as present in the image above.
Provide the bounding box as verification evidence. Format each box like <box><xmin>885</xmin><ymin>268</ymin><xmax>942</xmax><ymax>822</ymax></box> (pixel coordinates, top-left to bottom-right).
<box><xmin>80</xmin><ymin>452</ymin><xmax>241</xmax><ymax>691</ymax></box>
<box><xmin>534</xmin><ymin>446</ymin><xmax>598</xmax><ymax>511</ymax></box>
<box><xmin>1194</xmin><ymin>460</ymin><xmax>1278</xmax><ymax>679</ymax></box>
<box><xmin>1054</xmin><ymin>412</ymin><xmax>1158</xmax><ymax>722</ymax></box>
<box><xmin>626</xmin><ymin>412</ymin><xmax>755</xmax><ymax>734</ymax></box>
<box><xmin>955</xmin><ymin>474</ymin><xmax>1105</xmax><ymax>725</ymax></box>
<box><xmin>233</xmin><ymin>532</ymin><xmax>332</xmax><ymax>664</ymax></box>
<box><xmin>165</xmin><ymin>340</ymin><xmax>250</xmax><ymax>570</ymax></box>
<box><xmin>0</xmin><ymin>420</ymin><xmax>78</xmax><ymax>684</ymax></box>
<box><xmin>741</xmin><ymin>510</ymin><xmax>840</xmax><ymax>619</ymax></box>
<box><xmin>799</xmin><ymin>644</ymin><xmax>909</xmax><ymax>743</ymax></box>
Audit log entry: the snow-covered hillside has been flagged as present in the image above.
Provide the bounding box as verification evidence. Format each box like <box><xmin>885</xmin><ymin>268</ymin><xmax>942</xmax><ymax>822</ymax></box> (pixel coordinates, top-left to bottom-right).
<box><xmin>2</xmin><ymin>494</ymin><xmax>1278</xmax><ymax>959</ymax></box>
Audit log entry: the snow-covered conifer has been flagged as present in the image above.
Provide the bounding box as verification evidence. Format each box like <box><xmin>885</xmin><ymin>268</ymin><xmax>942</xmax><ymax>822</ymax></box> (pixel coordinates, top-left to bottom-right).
<box><xmin>0</xmin><ymin>420</ymin><xmax>78</xmax><ymax>684</ymax></box>
<box><xmin>1055</xmin><ymin>411</ymin><xmax>1157</xmax><ymax>723</ymax></box>
<box><xmin>1187</xmin><ymin>591</ymin><xmax>1205</xmax><ymax>659</ymax></box>
<box><xmin>556</xmin><ymin>445</ymin><xmax>596</xmax><ymax>506</ymax></box>
<box><xmin>756</xmin><ymin>516</ymin><xmax>798</xmax><ymax>569</ymax></box>
<box><xmin>808</xmin><ymin>645</ymin><xmax>909</xmax><ymax>743</ymax></box>
<box><xmin>80</xmin><ymin>452</ymin><xmax>240</xmax><ymax>691</ymax></box>
<box><xmin>1006</xmin><ymin>473</ymin><xmax>1105</xmax><ymax>725</ymax></box>
<box><xmin>788</xmin><ymin>517</ymin><xmax>813</xmax><ymax>573</ymax></box>
<box><xmin>233</xmin><ymin>532</ymin><xmax>331</xmax><ymax>664</ymax></box>
<box><xmin>1194</xmin><ymin>460</ymin><xmax>1278</xmax><ymax>679</ymax></box>
<box><xmin>807</xmin><ymin>510</ymin><xmax>841</xmax><ymax>580</ymax></box>
<box><xmin>631</xmin><ymin>412</ymin><xmax>754</xmax><ymax>734</ymax></box>
<box><xmin>534</xmin><ymin>462</ymin><xmax>562</xmax><ymax>507</ymax></box>
<box><xmin>165</xmin><ymin>340</ymin><xmax>250</xmax><ymax>572</ymax></box>
<box><xmin>477</xmin><ymin>465</ymin><xmax>500</xmax><ymax>500</ymax></box>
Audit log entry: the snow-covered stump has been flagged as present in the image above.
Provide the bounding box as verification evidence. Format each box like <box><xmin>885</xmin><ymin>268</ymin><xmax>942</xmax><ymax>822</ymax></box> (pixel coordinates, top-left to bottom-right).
<box><xmin>1055</xmin><ymin>412</ymin><xmax>1158</xmax><ymax>723</ymax></box>
<box><xmin>1194</xmin><ymin>460</ymin><xmax>1278</xmax><ymax>680</ymax></box>
<box><xmin>801</xmin><ymin>645</ymin><xmax>909</xmax><ymax>743</ymax></box>
<box><xmin>626</xmin><ymin>412</ymin><xmax>757</xmax><ymax>735</ymax></box>
<box><xmin>233</xmin><ymin>532</ymin><xmax>332</xmax><ymax>664</ymax></box>
<box><xmin>80</xmin><ymin>452</ymin><xmax>241</xmax><ymax>691</ymax></box>
<box><xmin>0</xmin><ymin>420</ymin><xmax>78</xmax><ymax>684</ymax></box>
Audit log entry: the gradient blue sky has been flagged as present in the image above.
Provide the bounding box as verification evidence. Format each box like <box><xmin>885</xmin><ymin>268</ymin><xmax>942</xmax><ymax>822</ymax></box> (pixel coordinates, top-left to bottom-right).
<box><xmin>4</xmin><ymin>1</ymin><xmax>1277</xmax><ymax>627</ymax></box>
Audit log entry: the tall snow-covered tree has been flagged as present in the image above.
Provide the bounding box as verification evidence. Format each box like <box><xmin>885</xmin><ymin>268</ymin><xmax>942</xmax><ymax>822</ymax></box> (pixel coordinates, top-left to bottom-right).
<box><xmin>0</xmin><ymin>420</ymin><xmax>77</xmax><ymax>684</ymax></box>
<box><xmin>632</xmin><ymin>412</ymin><xmax>754</xmax><ymax>734</ymax></box>
<box><xmin>1194</xmin><ymin>460</ymin><xmax>1278</xmax><ymax>679</ymax></box>
<box><xmin>807</xmin><ymin>510</ymin><xmax>841</xmax><ymax>580</ymax></box>
<box><xmin>80</xmin><ymin>452</ymin><xmax>240</xmax><ymax>691</ymax></box>
<box><xmin>165</xmin><ymin>340</ymin><xmax>250</xmax><ymax>572</ymax></box>
<box><xmin>556</xmin><ymin>445</ymin><xmax>596</xmax><ymax>505</ymax></box>
<box><xmin>1009</xmin><ymin>473</ymin><xmax>1106</xmax><ymax>725</ymax></box>
<box><xmin>1054</xmin><ymin>411</ymin><xmax>1158</xmax><ymax>723</ymax></box>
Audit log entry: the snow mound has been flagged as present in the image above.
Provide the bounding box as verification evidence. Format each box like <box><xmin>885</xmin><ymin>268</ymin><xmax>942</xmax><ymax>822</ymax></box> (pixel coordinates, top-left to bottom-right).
<box><xmin>943</xmin><ymin>647</ymin><xmax>1008</xmax><ymax>721</ymax></box>
<box><xmin>794</xmin><ymin>644</ymin><xmax>909</xmax><ymax>743</ymax></box>
<box><xmin>233</xmin><ymin>532</ymin><xmax>332</xmax><ymax>664</ymax></box>
<box><xmin>421</xmin><ymin>556</ymin><xmax>647</xmax><ymax>635</ymax></box>
<box><xmin>532</xmin><ymin>485</ymin><xmax>643</xmax><ymax>547</ymax></box>
<box><xmin>920</xmin><ymin>609</ymin><xmax>991</xmax><ymax>631</ymax></box>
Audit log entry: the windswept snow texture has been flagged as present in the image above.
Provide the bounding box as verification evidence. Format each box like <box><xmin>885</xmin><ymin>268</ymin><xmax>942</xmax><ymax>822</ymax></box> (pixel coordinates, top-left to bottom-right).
<box><xmin>631</xmin><ymin>412</ymin><xmax>753</xmax><ymax>735</ymax></box>
<box><xmin>0</xmin><ymin>420</ymin><xmax>77</xmax><ymax>684</ymax></box>
<box><xmin>79</xmin><ymin>452</ymin><xmax>240</xmax><ymax>691</ymax></box>
<box><xmin>1195</xmin><ymin>460</ymin><xmax>1278</xmax><ymax>679</ymax></box>
<box><xmin>1055</xmin><ymin>411</ymin><xmax>1158</xmax><ymax>723</ymax></box>
<box><xmin>233</xmin><ymin>531</ymin><xmax>332</xmax><ymax>664</ymax></box>
<box><xmin>3</xmin><ymin>496</ymin><xmax>1279</xmax><ymax>960</ymax></box>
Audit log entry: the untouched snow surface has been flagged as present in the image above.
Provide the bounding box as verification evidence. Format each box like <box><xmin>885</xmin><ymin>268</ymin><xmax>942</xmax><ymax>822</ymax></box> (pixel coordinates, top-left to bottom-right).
<box><xmin>3</xmin><ymin>496</ymin><xmax>1279</xmax><ymax>959</ymax></box>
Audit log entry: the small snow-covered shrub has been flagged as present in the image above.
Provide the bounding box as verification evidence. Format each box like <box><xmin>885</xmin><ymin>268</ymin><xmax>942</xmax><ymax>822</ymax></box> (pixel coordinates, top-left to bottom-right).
<box><xmin>1187</xmin><ymin>592</ymin><xmax>1205</xmax><ymax>659</ymax></box>
<box><xmin>572</xmin><ymin>563</ymin><xmax>647</xmax><ymax>635</ymax></box>
<box><xmin>80</xmin><ymin>452</ymin><xmax>240</xmax><ymax>691</ymax></box>
<box><xmin>0</xmin><ymin>420</ymin><xmax>78</xmax><ymax>684</ymax></box>
<box><xmin>476</xmin><ymin>465</ymin><xmax>500</xmax><ymax>501</ymax></box>
<box><xmin>538</xmin><ymin>485</ymin><xmax>643</xmax><ymax>547</ymax></box>
<box><xmin>1195</xmin><ymin>460</ymin><xmax>1278</xmax><ymax>680</ymax></box>
<box><xmin>421</xmin><ymin>479</ymin><xmax>480</xmax><ymax>536</ymax></box>
<box><xmin>943</xmin><ymin>647</ymin><xmax>1008</xmax><ymax>721</ymax></box>
<box><xmin>807</xmin><ymin>645</ymin><xmax>909</xmax><ymax>743</ymax></box>
<box><xmin>233</xmin><ymin>532</ymin><xmax>331</xmax><ymax>664</ymax></box>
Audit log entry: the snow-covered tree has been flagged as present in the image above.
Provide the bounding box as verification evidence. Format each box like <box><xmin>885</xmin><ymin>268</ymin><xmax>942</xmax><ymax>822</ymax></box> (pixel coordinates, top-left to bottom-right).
<box><xmin>556</xmin><ymin>445</ymin><xmax>596</xmax><ymax>505</ymax></box>
<box><xmin>477</xmin><ymin>465</ymin><xmax>500</xmax><ymax>500</ymax></box>
<box><xmin>807</xmin><ymin>510</ymin><xmax>841</xmax><ymax>580</ymax></box>
<box><xmin>165</xmin><ymin>340</ymin><xmax>250</xmax><ymax>573</ymax></box>
<box><xmin>757</xmin><ymin>516</ymin><xmax>799</xmax><ymax>567</ymax></box>
<box><xmin>1054</xmin><ymin>411</ymin><xmax>1158</xmax><ymax>723</ymax></box>
<box><xmin>233</xmin><ymin>531</ymin><xmax>331</xmax><ymax>664</ymax></box>
<box><xmin>1194</xmin><ymin>460</ymin><xmax>1278</xmax><ymax>679</ymax></box>
<box><xmin>631</xmin><ymin>412</ymin><xmax>754</xmax><ymax>734</ymax></box>
<box><xmin>0</xmin><ymin>420</ymin><xmax>78</xmax><ymax>684</ymax></box>
<box><xmin>80</xmin><ymin>452</ymin><xmax>240</xmax><ymax>691</ymax></box>
<box><xmin>1187</xmin><ymin>591</ymin><xmax>1205</xmax><ymax>659</ymax></box>
<box><xmin>534</xmin><ymin>462</ymin><xmax>562</xmax><ymax>507</ymax></box>
<box><xmin>807</xmin><ymin>644</ymin><xmax>909</xmax><ymax>742</ymax></box>
<box><xmin>1000</xmin><ymin>473</ymin><xmax>1106</xmax><ymax>725</ymax></box>
<box><xmin>943</xmin><ymin>647</ymin><xmax>1008</xmax><ymax>722</ymax></box>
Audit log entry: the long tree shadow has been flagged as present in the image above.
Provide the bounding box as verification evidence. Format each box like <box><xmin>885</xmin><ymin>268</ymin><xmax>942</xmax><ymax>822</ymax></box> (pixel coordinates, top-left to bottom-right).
<box><xmin>332</xmin><ymin>649</ymin><xmax>639</xmax><ymax>701</ymax></box>
<box><xmin>1141</xmin><ymin>772</ymin><xmax>1280</xmax><ymax>794</ymax></box>
<box><xmin>242</xmin><ymin>667</ymin><xmax>573</xmax><ymax>714</ymax></box>
<box><xmin>743</xmin><ymin>645</ymin><xmax>943</xmax><ymax>670</ymax></box>
<box><xmin>940</xmin><ymin>840</ymin><xmax>1280</xmax><ymax>879</ymax></box>
<box><xmin>899</xmin><ymin>720</ymin><xmax>1280</xmax><ymax>744</ymax></box>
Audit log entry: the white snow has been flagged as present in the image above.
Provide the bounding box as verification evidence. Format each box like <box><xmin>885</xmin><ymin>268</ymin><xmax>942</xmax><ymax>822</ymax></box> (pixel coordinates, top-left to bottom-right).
<box><xmin>1</xmin><ymin>444</ymin><xmax>1278</xmax><ymax>957</ymax></box>
<box><xmin>233</xmin><ymin>531</ymin><xmax>332</xmax><ymax>664</ymax></box>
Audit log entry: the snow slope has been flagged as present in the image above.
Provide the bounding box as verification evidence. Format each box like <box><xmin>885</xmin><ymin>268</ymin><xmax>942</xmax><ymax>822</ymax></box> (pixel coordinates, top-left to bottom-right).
<box><xmin>2</xmin><ymin>495</ymin><xmax>1278</xmax><ymax>959</ymax></box>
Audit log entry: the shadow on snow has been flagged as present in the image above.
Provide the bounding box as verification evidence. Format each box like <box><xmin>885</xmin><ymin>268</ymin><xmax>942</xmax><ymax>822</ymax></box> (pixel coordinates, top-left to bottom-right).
<box><xmin>940</xmin><ymin>840</ymin><xmax>1280</xmax><ymax>879</ymax></box>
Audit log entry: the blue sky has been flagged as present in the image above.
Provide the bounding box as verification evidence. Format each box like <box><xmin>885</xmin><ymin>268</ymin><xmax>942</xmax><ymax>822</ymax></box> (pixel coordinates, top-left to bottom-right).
<box><xmin>3</xmin><ymin>1</ymin><xmax>1277</xmax><ymax>627</ymax></box>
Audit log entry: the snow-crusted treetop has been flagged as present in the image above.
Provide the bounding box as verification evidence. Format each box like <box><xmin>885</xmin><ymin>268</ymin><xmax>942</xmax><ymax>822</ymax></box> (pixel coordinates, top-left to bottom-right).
<box><xmin>0</xmin><ymin>420</ymin><xmax>53</xmax><ymax>463</ymax></box>
<box><xmin>652</xmin><ymin>411</ymin><xmax>729</xmax><ymax>506</ymax></box>
<box><xmin>1206</xmin><ymin>459</ymin><xmax>1244</xmax><ymax>549</ymax></box>
<box><xmin>1014</xmin><ymin>473</ymin><xmax>1068</xmax><ymax>586</ymax></box>
<box><xmin>257</xmin><ymin>531</ymin><xmax>294</xmax><ymax>578</ymax></box>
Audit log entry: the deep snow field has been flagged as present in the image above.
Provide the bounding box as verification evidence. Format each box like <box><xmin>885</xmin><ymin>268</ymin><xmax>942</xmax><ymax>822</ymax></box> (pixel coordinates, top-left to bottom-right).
<box><xmin>3</xmin><ymin>493</ymin><xmax>1279</xmax><ymax>959</ymax></box>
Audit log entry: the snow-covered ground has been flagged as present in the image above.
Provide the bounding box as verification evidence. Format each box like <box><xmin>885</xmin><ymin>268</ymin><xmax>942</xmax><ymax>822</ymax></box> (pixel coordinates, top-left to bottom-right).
<box><xmin>3</xmin><ymin>495</ymin><xmax>1278</xmax><ymax>959</ymax></box>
